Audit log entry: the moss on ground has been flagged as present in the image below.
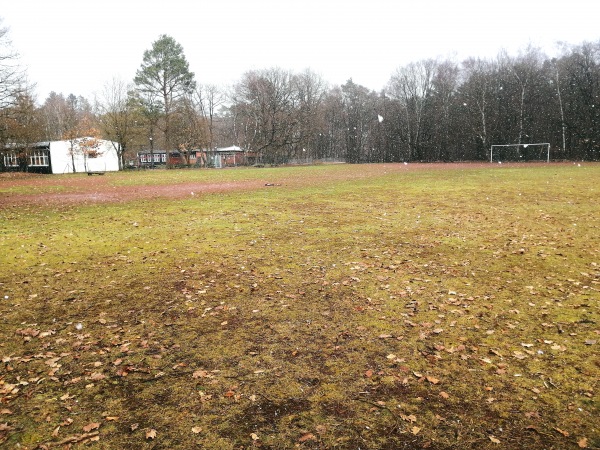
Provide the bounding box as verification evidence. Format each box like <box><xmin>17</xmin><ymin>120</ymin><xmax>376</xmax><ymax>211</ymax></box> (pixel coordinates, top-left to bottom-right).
<box><xmin>0</xmin><ymin>163</ymin><xmax>598</xmax><ymax>449</ymax></box>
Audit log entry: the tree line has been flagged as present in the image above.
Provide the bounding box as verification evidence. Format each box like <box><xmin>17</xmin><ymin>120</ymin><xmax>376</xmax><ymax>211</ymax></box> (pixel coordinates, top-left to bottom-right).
<box><xmin>1</xmin><ymin>27</ymin><xmax>599</xmax><ymax>168</ymax></box>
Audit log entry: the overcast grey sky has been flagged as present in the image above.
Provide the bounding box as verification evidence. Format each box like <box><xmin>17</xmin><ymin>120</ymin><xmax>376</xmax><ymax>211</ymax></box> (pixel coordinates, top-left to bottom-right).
<box><xmin>2</xmin><ymin>0</ymin><xmax>599</xmax><ymax>102</ymax></box>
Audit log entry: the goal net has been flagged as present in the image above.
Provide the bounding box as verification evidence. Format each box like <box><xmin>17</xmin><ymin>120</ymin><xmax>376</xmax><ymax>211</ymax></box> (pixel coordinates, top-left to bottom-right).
<box><xmin>490</xmin><ymin>143</ymin><xmax>550</xmax><ymax>163</ymax></box>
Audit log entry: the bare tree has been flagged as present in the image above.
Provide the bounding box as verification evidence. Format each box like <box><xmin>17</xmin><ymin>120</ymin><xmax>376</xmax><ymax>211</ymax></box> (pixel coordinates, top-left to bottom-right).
<box><xmin>340</xmin><ymin>79</ymin><xmax>377</xmax><ymax>163</ymax></box>
<box><xmin>459</xmin><ymin>58</ymin><xmax>498</xmax><ymax>159</ymax></box>
<box><xmin>388</xmin><ymin>59</ymin><xmax>437</xmax><ymax>160</ymax></box>
<box><xmin>551</xmin><ymin>57</ymin><xmax>568</xmax><ymax>155</ymax></box>
<box><xmin>96</xmin><ymin>77</ymin><xmax>136</xmax><ymax>169</ymax></box>
<box><xmin>292</xmin><ymin>69</ymin><xmax>328</xmax><ymax>161</ymax></box>
<box><xmin>195</xmin><ymin>84</ymin><xmax>225</xmax><ymax>150</ymax></box>
<box><xmin>0</xmin><ymin>18</ymin><xmax>30</xmax><ymax>150</ymax></box>
<box><xmin>40</xmin><ymin>92</ymin><xmax>71</xmax><ymax>140</ymax></box>
<box><xmin>230</xmin><ymin>68</ymin><xmax>300</xmax><ymax>164</ymax></box>
<box><xmin>0</xmin><ymin>19</ymin><xmax>26</xmax><ymax>111</ymax></box>
<box><xmin>559</xmin><ymin>41</ymin><xmax>600</xmax><ymax>159</ymax></box>
<box><xmin>430</xmin><ymin>59</ymin><xmax>460</xmax><ymax>160</ymax></box>
<box><xmin>39</xmin><ymin>93</ymin><xmax>93</xmax><ymax>142</ymax></box>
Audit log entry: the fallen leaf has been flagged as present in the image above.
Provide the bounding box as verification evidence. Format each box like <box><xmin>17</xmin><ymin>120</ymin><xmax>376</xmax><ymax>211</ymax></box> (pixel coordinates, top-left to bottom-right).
<box><xmin>299</xmin><ymin>433</ymin><xmax>316</xmax><ymax>442</ymax></box>
<box><xmin>315</xmin><ymin>424</ymin><xmax>327</xmax><ymax>434</ymax></box>
<box><xmin>250</xmin><ymin>433</ymin><xmax>259</xmax><ymax>440</ymax></box>
<box><xmin>365</xmin><ymin>369</ymin><xmax>373</xmax><ymax>378</ymax></box>
<box><xmin>411</xmin><ymin>426</ymin><xmax>421</xmax><ymax>435</ymax></box>
<box><xmin>130</xmin><ymin>423</ymin><xmax>139</xmax><ymax>431</ymax></box>
<box><xmin>426</xmin><ymin>375</ymin><xmax>439</xmax><ymax>384</ymax></box>
<box><xmin>105</xmin><ymin>416</ymin><xmax>119</xmax><ymax>421</ymax></box>
<box><xmin>439</xmin><ymin>391</ymin><xmax>449</xmax><ymax>399</ymax></box>
<box><xmin>489</xmin><ymin>436</ymin><xmax>501</xmax><ymax>444</ymax></box>
<box><xmin>192</xmin><ymin>369</ymin><xmax>209</xmax><ymax>379</ymax></box>
<box><xmin>0</xmin><ymin>409</ymin><xmax>13</xmax><ymax>415</ymax></box>
<box><xmin>191</xmin><ymin>426</ymin><xmax>202</xmax><ymax>434</ymax></box>
<box><xmin>578</xmin><ymin>437</ymin><xmax>588</xmax><ymax>448</ymax></box>
<box><xmin>554</xmin><ymin>427</ymin><xmax>569</xmax><ymax>437</ymax></box>
<box><xmin>146</xmin><ymin>428</ymin><xmax>157</xmax><ymax>439</ymax></box>
<box><xmin>52</xmin><ymin>426</ymin><xmax>60</xmax><ymax>437</ymax></box>
<box><xmin>401</xmin><ymin>414</ymin><xmax>417</xmax><ymax>423</ymax></box>
<box><xmin>82</xmin><ymin>422</ymin><xmax>100</xmax><ymax>432</ymax></box>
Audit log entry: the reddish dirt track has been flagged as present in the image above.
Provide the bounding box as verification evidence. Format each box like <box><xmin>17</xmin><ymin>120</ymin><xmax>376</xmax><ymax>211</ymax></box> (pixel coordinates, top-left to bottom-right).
<box><xmin>0</xmin><ymin>162</ymin><xmax>581</xmax><ymax>208</ymax></box>
<box><xmin>0</xmin><ymin>177</ymin><xmax>266</xmax><ymax>208</ymax></box>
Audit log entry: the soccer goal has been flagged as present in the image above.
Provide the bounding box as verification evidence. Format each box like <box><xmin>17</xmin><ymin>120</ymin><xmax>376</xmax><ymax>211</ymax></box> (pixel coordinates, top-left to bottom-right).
<box><xmin>490</xmin><ymin>143</ymin><xmax>550</xmax><ymax>163</ymax></box>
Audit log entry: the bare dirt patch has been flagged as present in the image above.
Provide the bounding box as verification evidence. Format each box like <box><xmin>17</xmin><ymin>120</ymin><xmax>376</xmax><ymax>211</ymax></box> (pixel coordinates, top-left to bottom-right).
<box><xmin>0</xmin><ymin>162</ymin><xmax>569</xmax><ymax>208</ymax></box>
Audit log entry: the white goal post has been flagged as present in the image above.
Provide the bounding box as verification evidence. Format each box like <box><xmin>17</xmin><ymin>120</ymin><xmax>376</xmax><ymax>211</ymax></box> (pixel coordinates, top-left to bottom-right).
<box><xmin>490</xmin><ymin>143</ymin><xmax>550</xmax><ymax>163</ymax></box>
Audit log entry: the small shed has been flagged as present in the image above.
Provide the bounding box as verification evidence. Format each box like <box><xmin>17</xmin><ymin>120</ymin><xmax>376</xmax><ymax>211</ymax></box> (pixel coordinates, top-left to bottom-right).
<box><xmin>206</xmin><ymin>146</ymin><xmax>256</xmax><ymax>168</ymax></box>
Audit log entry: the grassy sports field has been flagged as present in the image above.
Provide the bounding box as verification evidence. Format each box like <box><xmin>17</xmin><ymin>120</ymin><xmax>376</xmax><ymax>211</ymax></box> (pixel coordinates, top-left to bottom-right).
<box><xmin>0</xmin><ymin>163</ymin><xmax>598</xmax><ymax>449</ymax></box>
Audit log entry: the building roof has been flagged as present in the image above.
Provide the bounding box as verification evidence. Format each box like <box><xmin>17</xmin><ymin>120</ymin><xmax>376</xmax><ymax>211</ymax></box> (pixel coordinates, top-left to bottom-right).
<box><xmin>216</xmin><ymin>146</ymin><xmax>245</xmax><ymax>152</ymax></box>
<box><xmin>4</xmin><ymin>138</ymin><xmax>113</xmax><ymax>151</ymax></box>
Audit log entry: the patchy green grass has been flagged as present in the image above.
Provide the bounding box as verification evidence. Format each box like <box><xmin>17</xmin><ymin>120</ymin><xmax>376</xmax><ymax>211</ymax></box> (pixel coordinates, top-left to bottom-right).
<box><xmin>0</xmin><ymin>164</ymin><xmax>598</xmax><ymax>449</ymax></box>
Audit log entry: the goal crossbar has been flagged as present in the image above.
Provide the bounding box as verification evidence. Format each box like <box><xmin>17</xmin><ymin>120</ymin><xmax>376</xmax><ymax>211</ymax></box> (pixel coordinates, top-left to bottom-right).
<box><xmin>490</xmin><ymin>143</ymin><xmax>550</xmax><ymax>163</ymax></box>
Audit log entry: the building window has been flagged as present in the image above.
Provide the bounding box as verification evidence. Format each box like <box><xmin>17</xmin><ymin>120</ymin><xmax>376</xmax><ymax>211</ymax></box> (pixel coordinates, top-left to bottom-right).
<box><xmin>140</xmin><ymin>154</ymin><xmax>147</xmax><ymax>163</ymax></box>
<box><xmin>160</xmin><ymin>153</ymin><xmax>166</xmax><ymax>162</ymax></box>
<box><xmin>4</xmin><ymin>152</ymin><xmax>19</xmax><ymax>167</ymax></box>
<box><xmin>29</xmin><ymin>150</ymin><xmax>49</xmax><ymax>167</ymax></box>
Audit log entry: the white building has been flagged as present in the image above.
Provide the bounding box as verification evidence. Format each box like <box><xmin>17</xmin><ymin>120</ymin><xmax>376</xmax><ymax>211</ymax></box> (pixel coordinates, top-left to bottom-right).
<box><xmin>1</xmin><ymin>138</ymin><xmax>120</xmax><ymax>174</ymax></box>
